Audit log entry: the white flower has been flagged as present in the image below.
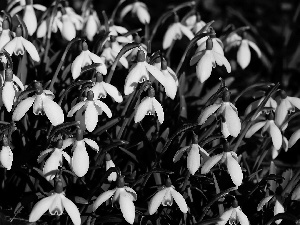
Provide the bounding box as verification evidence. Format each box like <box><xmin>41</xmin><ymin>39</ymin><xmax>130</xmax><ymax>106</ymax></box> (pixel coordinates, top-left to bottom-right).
<box><xmin>71</xmin><ymin>41</ymin><xmax>107</xmax><ymax>79</ymax></box>
<box><xmin>163</xmin><ymin>21</ymin><xmax>194</xmax><ymax>49</ymax></box>
<box><xmin>134</xmin><ymin>87</ymin><xmax>164</xmax><ymax>124</ymax></box>
<box><xmin>173</xmin><ymin>142</ymin><xmax>209</xmax><ymax>175</ymax></box>
<box><xmin>109</xmin><ymin>25</ymin><xmax>129</xmax><ymax>37</ymax></box>
<box><xmin>105</xmin><ymin>153</ymin><xmax>117</xmax><ymax>181</ymax></box>
<box><xmin>67</xmin><ymin>90</ymin><xmax>112</xmax><ymax>132</ymax></box>
<box><xmin>190</xmin><ymin>38</ymin><xmax>231</xmax><ymax>83</ymax></box>
<box><xmin>37</xmin><ymin>12</ymin><xmax>62</xmax><ymax>38</ymax></box>
<box><xmin>90</xmin><ymin>73</ymin><xmax>123</xmax><ymax>102</ymax></box>
<box><xmin>12</xmin><ymin>82</ymin><xmax>64</xmax><ymax>126</ymax></box>
<box><xmin>160</xmin><ymin>59</ymin><xmax>178</xmax><ymax>99</ymax></box>
<box><xmin>148</xmin><ymin>177</ymin><xmax>188</xmax><ymax>215</ymax></box>
<box><xmin>185</xmin><ymin>15</ymin><xmax>206</xmax><ymax>34</ymax></box>
<box><xmin>61</xmin><ymin>14</ymin><xmax>76</xmax><ymax>41</ymax></box>
<box><xmin>198</xmin><ymin>90</ymin><xmax>241</xmax><ymax>138</ymax></box>
<box><xmin>29</xmin><ymin>177</ymin><xmax>81</xmax><ymax>225</ymax></box>
<box><xmin>196</xmin><ymin>35</ymin><xmax>224</xmax><ymax>55</ymax></box>
<box><xmin>0</xmin><ymin>136</ymin><xmax>13</xmax><ymax>170</ymax></box>
<box><xmin>101</xmin><ymin>43</ymin><xmax>129</xmax><ymax>69</ymax></box>
<box><xmin>4</xmin><ymin>25</ymin><xmax>40</xmax><ymax>62</ymax></box>
<box><xmin>124</xmin><ymin>50</ymin><xmax>166</xmax><ymax>95</ymax></box>
<box><xmin>93</xmin><ymin>177</ymin><xmax>137</xmax><ymax>224</ymax></box>
<box><xmin>218</xmin><ymin>200</ymin><xmax>249</xmax><ymax>225</ymax></box>
<box><xmin>120</xmin><ymin>1</ymin><xmax>150</xmax><ymax>24</ymax></box>
<box><xmin>257</xmin><ymin>195</ymin><xmax>284</xmax><ymax>224</ymax></box>
<box><xmin>38</xmin><ymin>139</ymin><xmax>70</xmax><ymax>181</ymax></box>
<box><xmin>0</xmin><ymin>19</ymin><xmax>13</xmax><ymax>50</ymax></box>
<box><xmin>1</xmin><ymin>67</ymin><xmax>24</xmax><ymax>112</ymax></box>
<box><xmin>84</xmin><ymin>10</ymin><xmax>100</xmax><ymax>41</ymax></box>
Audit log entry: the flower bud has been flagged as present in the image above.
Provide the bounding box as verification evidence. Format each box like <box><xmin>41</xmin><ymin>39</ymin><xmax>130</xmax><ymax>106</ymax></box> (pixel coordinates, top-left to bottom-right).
<box><xmin>5</xmin><ymin>68</ymin><xmax>13</xmax><ymax>82</ymax></box>
<box><xmin>137</xmin><ymin>50</ymin><xmax>146</xmax><ymax>62</ymax></box>
<box><xmin>206</xmin><ymin>38</ymin><xmax>213</xmax><ymax>50</ymax></box>
<box><xmin>116</xmin><ymin>176</ymin><xmax>125</xmax><ymax>188</ymax></box>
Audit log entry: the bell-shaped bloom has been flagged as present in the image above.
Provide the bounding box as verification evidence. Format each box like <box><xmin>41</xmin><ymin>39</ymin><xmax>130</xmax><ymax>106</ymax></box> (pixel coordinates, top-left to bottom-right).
<box><xmin>93</xmin><ymin>177</ymin><xmax>137</xmax><ymax>224</ymax></box>
<box><xmin>173</xmin><ymin>142</ymin><xmax>209</xmax><ymax>175</ymax></box>
<box><xmin>4</xmin><ymin>25</ymin><xmax>40</xmax><ymax>62</ymax></box>
<box><xmin>29</xmin><ymin>177</ymin><xmax>81</xmax><ymax>225</ymax></box>
<box><xmin>124</xmin><ymin>50</ymin><xmax>166</xmax><ymax>95</ymax></box>
<box><xmin>198</xmin><ymin>90</ymin><xmax>241</xmax><ymax>138</ymax></box>
<box><xmin>71</xmin><ymin>41</ymin><xmax>107</xmax><ymax>79</ymax></box>
<box><xmin>62</xmin><ymin>129</ymin><xmax>99</xmax><ymax>177</ymax></box>
<box><xmin>59</xmin><ymin>7</ymin><xmax>83</xmax><ymax>41</ymax></box>
<box><xmin>163</xmin><ymin>20</ymin><xmax>194</xmax><ymax>49</ymax></box>
<box><xmin>105</xmin><ymin>153</ymin><xmax>117</xmax><ymax>181</ymax></box>
<box><xmin>0</xmin><ymin>136</ymin><xmax>13</xmax><ymax>170</ymax></box>
<box><xmin>101</xmin><ymin>44</ymin><xmax>129</xmax><ymax>69</ymax></box>
<box><xmin>190</xmin><ymin>38</ymin><xmax>231</xmax><ymax>83</ymax></box>
<box><xmin>12</xmin><ymin>82</ymin><xmax>64</xmax><ymax>126</ymax></box>
<box><xmin>1</xmin><ymin>68</ymin><xmax>24</xmax><ymax>112</ymax></box>
<box><xmin>120</xmin><ymin>1</ymin><xmax>150</xmax><ymax>24</ymax></box>
<box><xmin>275</xmin><ymin>90</ymin><xmax>300</xmax><ymax>127</ymax></box>
<box><xmin>135</xmin><ymin>87</ymin><xmax>164</xmax><ymax>124</ymax></box>
<box><xmin>201</xmin><ymin>149</ymin><xmax>243</xmax><ymax>187</ymax></box>
<box><xmin>185</xmin><ymin>15</ymin><xmax>206</xmax><ymax>34</ymax></box>
<box><xmin>196</xmin><ymin>35</ymin><xmax>224</xmax><ymax>55</ymax></box>
<box><xmin>245</xmin><ymin>113</ymin><xmax>282</xmax><ymax>156</ymax></box>
<box><xmin>148</xmin><ymin>177</ymin><xmax>188</xmax><ymax>215</ymax></box>
<box><xmin>0</xmin><ymin>19</ymin><xmax>13</xmax><ymax>50</ymax></box>
<box><xmin>38</xmin><ymin>140</ymin><xmax>71</xmax><ymax>181</ymax></box>
<box><xmin>91</xmin><ymin>73</ymin><xmax>122</xmax><ymax>102</ymax></box>
<box><xmin>218</xmin><ymin>200</ymin><xmax>249</xmax><ymax>225</ymax></box>
<box><xmin>257</xmin><ymin>195</ymin><xmax>284</xmax><ymax>224</ymax></box>
<box><xmin>84</xmin><ymin>10</ymin><xmax>100</xmax><ymax>41</ymax></box>
<box><xmin>67</xmin><ymin>90</ymin><xmax>112</xmax><ymax>132</ymax></box>
<box><xmin>159</xmin><ymin>59</ymin><xmax>178</xmax><ymax>99</ymax></box>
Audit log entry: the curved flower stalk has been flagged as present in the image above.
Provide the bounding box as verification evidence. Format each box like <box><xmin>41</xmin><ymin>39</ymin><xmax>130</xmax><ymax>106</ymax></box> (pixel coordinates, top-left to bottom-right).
<box><xmin>201</xmin><ymin>142</ymin><xmax>243</xmax><ymax>187</ymax></box>
<box><xmin>148</xmin><ymin>177</ymin><xmax>188</xmax><ymax>215</ymax></box>
<box><xmin>62</xmin><ymin>128</ymin><xmax>99</xmax><ymax>177</ymax></box>
<box><xmin>67</xmin><ymin>90</ymin><xmax>112</xmax><ymax>132</ymax></box>
<box><xmin>105</xmin><ymin>153</ymin><xmax>117</xmax><ymax>181</ymax></box>
<box><xmin>9</xmin><ymin>0</ymin><xmax>46</xmax><ymax>36</ymax></box>
<box><xmin>134</xmin><ymin>87</ymin><xmax>164</xmax><ymax>124</ymax></box>
<box><xmin>0</xmin><ymin>19</ymin><xmax>13</xmax><ymax>50</ymax></box>
<box><xmin>1</xmin><ymin>67</ymin><xmax>24</xmax><ymax>112</ymax></box>
<box><xmin>185</xmin><ymin>14</ymin><xmax>206</xmax><ymax>34</ymax></box>
<box><xmin>244</xmin><ymin>96</ymin><xmax>277</xmax><ymax>119</ymax></box>
<box><xmin>0</xmin><ymin>136</ymin><xmax>13</xmax><ymax>170</ymax></box>
<box><xmin>190</xmin><ymin>38</ymin><xmax>231</xmax><ymax>83</ymax></box>
<box><xmin>71</xmin><ymin>41</ymin><xmax>107</xmax><ymax>80</ymax></box>
<box><xmin>12</xmin><ymin>82</ymin><xmax>64</xmax><ymax>126</ymax></box>
<box><xmin>173</xmin><ymin>135</ymin><xmax>209</xmax><ymax>175</ymax></box>
<box><xmin>245</xmin><ymin>112</ymin><xmax>283</xmax><ymax>159</ymax></box>
<box><xmin>38</xmin><ymin>139</ymin><xmax>71</xmax><ymax>181</ymax></box>
<box><xmin>257</xmin><ymin>195</ymin><xmax>284</xmax><ymax>224</ymax></box>
<box><xmin>124</xmin><ymin>50</ymin><xmax>166</xmax><ymax>95</ymax></box>
<box><xmin>198</xmin><ymin>90</ymin><xmax>241</xmax><ymax>138</ymax></box>
<box><xmin>90</xmin><ymin>73</ymin><xmax>123</xmax><ymax>102</ymax></box>
<box><xmin>93</xmin><ymin>176</ymin><xmax>137</xmax><ymax>224</ymax></box>
<box><xmin>120</xmin><ymin>1</ymin><xmax>150</xmax><ymax>24</ymax></box>
<box><xmin>225</xmin><ymin>33</ymin><xmax>261</xmax><ymax>69</ymax></box>
<box><xmin>275</xmin><ymin>90</ymin><xmax>300</xmax><ymax>127</ymax></box>
<box><xmin>83</xmin><ymin>9</ymin><xmax>100</xmax><ymax>41</ymax></box>
<box><xmin>29</xmin><ymin>175</ymin><xmax>81</xmax><ymax>225</ymax></box>
<box><xmin>4</xmin><ymin>25</ymin><xmax>40</xmax><ymax>62</ymax></box>
<box><xmin>218</xmin><ymin>199</ymin><xmax>249</xmax><ymax>225</ymax></box>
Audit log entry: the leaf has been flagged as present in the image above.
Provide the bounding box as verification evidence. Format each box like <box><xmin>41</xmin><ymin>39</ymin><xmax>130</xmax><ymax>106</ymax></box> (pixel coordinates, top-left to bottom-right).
<box><xmin>265</xmin><ymin>213</ymin><xmax>298</xmax><ymax>225</ymax></box>
<box><xmin>74</xmin><ymin>196</ymin><xmax>89</xmax><ymax>204</ymax></box>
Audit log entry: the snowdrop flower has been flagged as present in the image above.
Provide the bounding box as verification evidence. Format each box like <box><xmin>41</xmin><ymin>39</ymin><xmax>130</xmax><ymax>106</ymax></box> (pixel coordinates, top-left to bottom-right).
<box><xmin>257</xmin><ymin>195</ymin><xmax>284</xmax><ymax>224</ymax></box>
<box><xmin>38</xmin><ymin>139</ymin><xmax>71</xmax><ymax>181</ymax></box>
<box><xmin>201</xmin><ymin>142</ymin><xmax>243</xmax><ymax>187</ymax></box>
<box><xmin>9</xmin><ymin>0</ymin><xmax>46</xmax><ymax>36</ymax></box>
<box><xmin>105</xmin><ymin>153</ymin><xmax>117</xmax><ymax>181</ymax></box>
<box><xmin>124</xmin><ymin>50</ymin><xmax>166</xmax><ymax>95</ymax></box>
<box><xmin>120</xmin><ymin>1</ymin><xmax>150</xmax><ymax>24</ymax></box>
<box><xmin>173</xmin><ymin>137</ymin><xmax>209</xmax><ymax>175</ymax></box>
<box><xmin>84</xmin><ymin>9</ymin><xmax>100</xmax><ymax>41</ymax></box>
<box><xmin>71</xmin><ymin>41</ymin><xmax>107</xmax><ymax>80</ymax></box>
<box><xmin>195</xmin><ymin>33</ymin><xmax>224</xmax><ymax>55</ymax></box>
<box><xmin>198</xmin><ymin>89</ymin><xmax>241</xmax><ymax>138</ymax></box>
<box><xmin>0</xmin><ymin>136</ymin><xmax>13</xmax><ymax>170</ymax></box>
<box><xmin>4</xmin><ymin>25</ymin><xmax>40</xmax><ymax>62</ymax></box>
<box><xmin>62</xmin><ymin>128</ymin><xmax>99</xmax><ymax>177</ymax></box>
<box><xmin>109</xmin><ymin>24</ymin><xmax>129</xmax><ymax>37</ymax></box>
<box><xmin>190</xmin><ymin>38</ymin><xmax>231</xmax><ymax>83</ymax></box>
<box><xmin>12</xmin><ymin>82</ymin><xmax>64</xmax><ymax>126</ymax></box>
<box><xmin>160</xmin><ymin>58</ymin><xmax>178</xmax><ymax>99</ymax></box>
<box><xmin>93</xmin><ymin>176</ymin><xmax>137</xmax><ymax>224</ymax></box>
<box><xmin>148</xmin><ymin>177</ymin><xmax>188</xmax><ymax>215</ymax></box>
<box><xmin>163</xmin><ymin>16</ymin><xmax>194</xmax><ymax>49</ymax></box>
<box><xmin>218</xmin><ymin>200</ymin><xmax>249</xmax><ymax>225</ymax></box>
<box><xmin>245</xmin><ymin>112</ymin><xmax>282</xmax><ymax>158</ymax></box>
<box><xmin>1</xmin><ymin>67</ymin><xmax>24</xmax><ymax>112</ymax></box>
<box><xmin>275</xmin><ymin>90</ymin><xmax>300</xmax><ymax>127</ymax></box>
<box><xmin>90</xmin><ymin>73</ymin><xmax>122</xmax><ymax>102</ymax></box>
<box><xmin>67</xmin><ymin>90</ymin><xmax>112</xmax><ymax>132</ymax></box>
<box><xmin>101</xmin><ymin>40</ymin><xmax>129</xmax><ymax>69</ymax></box>
<box><xmin>134</xmin><ymin>87</ymin><xmax>164</xmax><ymax>124</ymax></box>
<box><xmin>185</xmin><ymin>14</ymin><xmax>206</xmax><ymax>34</ymax></box>
<box><xmin>0</xmin><ymin>19</ymin><xmax>13</xmax><ymax>50</ymax></box>
<box><xmin>29</xmin><ymin>176</ymin><xmax>81</xmax><ymax>225</ymax></box>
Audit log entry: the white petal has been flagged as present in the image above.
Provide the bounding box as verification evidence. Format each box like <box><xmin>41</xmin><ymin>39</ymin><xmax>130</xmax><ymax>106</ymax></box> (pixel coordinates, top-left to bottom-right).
<box><xmin>134</xmin><ymin>97</ymin><xmax>152</xmax><ymax>123</ymax></box>
<box><xmin>224</xmin><ymin>104</ymin><xmax>241</xmax><ymax>137</ymax></box>
<box><xmin>218</xmin><ymin>208</ymin><xmax>234</xmax><ymax>225</ymax></box>
<box><xmin>237</xmin><ymin>40</ymin><xmax>251</xmax><ymax>69</ymax></box>
<box><xmin>201</xmin><ymin>153</ymin><xmax>223</xmax><ymax>174</ymax></box>
<box><xmin>163</xmin><ymin>23</ymin><xmax>180</xmax><ymax>49</ymax></box>
<box><xmin>21</xmin><ymin>37</ymin><xmax>40</xmax><ymax>62</ymax></box>
<box><xmin>119</xmin><ymin>192</ymin><xmax>135</xmax><ymax>224</ymax></box>
<box><xmin>43</xmin><ymin>96</ymin><xmax>64</xmax><ymax>126</ymax></box>
<box><xmin>61</xmin><ymin>16</ymin><xmax>76</xmax><ymax>41</ymax></box>
<box><xmin>29</xmin><ymin>195</ymin><xmax>56</xmax><ymax>222</ymax></box>
<box><xmin>196</xmin><ymin>51</ymin><xmax>213</xmax><ymax>83</ymax></box>
<box><xmin>102</xmin><ymin>83</ymin><xmax>123</xmax><ymax>102</ymax></box>
<box><xmin>71</xmin><ymin>141</ymin><xmax>89</xmax><ymax>177</ymax></box>
<box><xmin>124</xmin><ymin>63</ymin><xmax>149</xmax><ymax>95</ymax></box>
<box><xmin>274</xmin><ymin>200</ymin><xmax>284</xmax><ymax>224</ymax></box>
<box><xmin>257</xmin><ymin>195</ymin><xmax>273</xmax><ymax>211</ymax></box>
<box><xmin>120</xmin><ymin>5</ymin><xmax>133</xmax><ymax>19</ymax></box>
<box><xmin>62</xmin><ymin>138</ymin><xmax>74</xmax><ymax>149</ymax></box>
<box><xmin>152</xmin><ymin>98</ymin><xmax>164</xmax><ymax>124</ymax></box>
<box><xmin>136</xmin><ymin>5</ymin><xmax>150</xmax><ymax>24</ymax></box>
<box><xmin>0</xmin><ymin>30</ymin><xmax>12</xmax><ymax>50</ymax></box>
<box><xmin>226</xmin><ymin>153</ymin><xmax>243</xmax><ymax>186</ymax></box>
<box><xmin>85</xmin><ymin>102</ymin><xmax>98</xmax><ymax>132</ymax></box>
<box><xmin>68</xmin><ymin>101</ymin><xmax>86</xmax><ymax>117</ymax></box>
<box><xmin>89</xmin><ymin>52</ymin><xmax>107</xmax><ymax>75</ymax></box>
<box><xmin>84</xmin><ymin>138</ymin><xmax>99</xmax><ymax>151</ymax></box>
<box><xmin>71</xmin><ymin>53</ymin><xmax>85</xmax><ymax>79</ymax></box>
<box><xmin>12</xmin><ymin>75</ymin><xmax>25</xmax><ymax>90</ymax></box>
<box><xmin>269</xmin><ymin>122</ymin><xmax>282</xmax><ymax>151</ymax></box>
<box><xmin>145</xmin><ymin>63</ymin><xmax>166</xmax><ymax>87</ymax></box>
<box><xmin>212</xmin><ymin>51</ymin><xmax>231</xmax><ymax>73</ymax></box>
<box><xmin>23</xmin><ymin>5</ymin><xmax>37</xmax><ymax>36</ymax></box>
<box><xmin>37</xmin><ymin>148</ymin><xmax>53</xmax><ymax>163</ymax></box>
<box><xmin>33</xmin><ymin>4</ymin><xmax>47</xmax><ymax>11</ymax></box>
<box><xmin>4</xmin><ymin>38</ymin><xmax>17</xmax><ymax>56</ymax></box>
<box><xmin>148</xmin><ymin>189</ymin><xmax>166</xmax><ymax>215</ymax></box>
<box><xmin>37</xmin><ymin>20</ymin><xmax>47</xmax><ymax>38</ymax></box>
<box><xmin>198</xmin><ymin>103</ymin><xmax>221</xmax><ymax>125</ymax></box>
<box><xmin>93</xmin><ymin>189</ymin><xmax>116</xmax><ymax>211</ymax></box>
<box><xmin>0</xmin><ymin>146</ymin><xmax>13</xmax><ymax>170</ymax></box>
<box><xmin>61</xmin><ymin>151</ymin><xmax>71</xmax><ymax>164</ymax></box>
<box><xmin>61</xmin><ymin>195</ymin><xmax>81</xmax><ymax>225</ymax></box>
<box><xmin>12</xmin><ymin>96</ymin><xmax>35</xmax><ymax>121</ymax></box>
<box><xmin>289</xmin><ymin>129</ymin><xmax>300</xmax><ymax>148</ymax></box>
<box><xmin>187</xmin><ymin>145</ymin><xmax>200</xmax><ymax>175</ymax></box>
<box><xmin>275</xmin><ymin>100</ymin><xmax>288</xmax><ymax>126</ymax></box>
<box><xmin>94</xmin><ymin>100</ymin><xmax>112</xmax><ymax>118</ymax></box>
<box><xmin>106</xmin><ymin>160</ymin><xmax>117</xmax><ymax>181</ymax></box>
<box><xmin>173</xmin><ymin>146</ymin><xmax>190</xmax><ymax>163</ymax></box>
<box><xmin>2</xmin><ymin>82</ymin><xmax>15</xmax><ymax>112</ymax></box>
<box><xmin>179</xmin><ymin>24</ymin><xmax>194</xmax><ymax>40</ymax></box>
<box><xmin>245</xmin><ymin>121</ymin><xmax>266</xmax><ymax>138</ymax></box>
<box><xmin>43</xmin><ymin>149</ymin><xmax>62</xmax><ymax>180</ymax></box>
<box><xmin>170</xmin><ymin>188</ymin><xmax>188</xmax><ymax>213</ymax></box>
<box><xmin>248</xmin><ymin>41</ymin><xmax>261</xmax><ymax>58</ymax></box>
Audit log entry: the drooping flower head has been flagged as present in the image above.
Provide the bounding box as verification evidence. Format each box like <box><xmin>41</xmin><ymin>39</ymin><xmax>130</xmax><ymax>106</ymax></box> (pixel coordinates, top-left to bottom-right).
<box><xmin>160</xmin><ymin>58</ymin><xmax>178</xmax><ymax>100</ymax></box>
<box><xmin>0</xmin><ymin>18</ymin><xmax>13</xmax><ymax>50</ymax></box>
<box><xmin>83</xmin><ymin>8</ymin><xmax>100</xmax><ymax>41</ymax></box>
<box><xmin>218</xmin><ymin>199</ymin><xmax>249</xmax><ymax>225</ymax></box>
<box><xmin>120</xmin><ymin>1</ymin><xmax>150</xmax><ymax>24</ymax></box>
<box><xmin>0</xmin><ymin>136</ymin><xmax>13</xmax><ymax>170</ymax></box>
